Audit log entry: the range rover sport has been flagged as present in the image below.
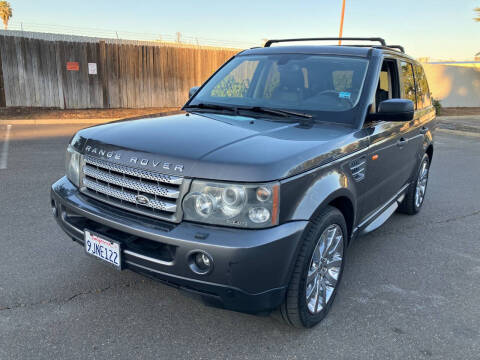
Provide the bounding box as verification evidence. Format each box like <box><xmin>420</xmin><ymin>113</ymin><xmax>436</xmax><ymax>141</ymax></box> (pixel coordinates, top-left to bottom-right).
<box><xmin>51</xmin><ymin>37</ymin><xmax>436</xmax><ymax>328</ymax></box>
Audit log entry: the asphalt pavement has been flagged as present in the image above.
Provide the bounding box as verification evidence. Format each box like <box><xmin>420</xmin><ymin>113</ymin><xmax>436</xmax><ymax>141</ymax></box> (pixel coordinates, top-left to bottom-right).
<box><xmin>0</xmin><ymin>124</ymin><xmax>479</xmax><ymax>360</ymax></box>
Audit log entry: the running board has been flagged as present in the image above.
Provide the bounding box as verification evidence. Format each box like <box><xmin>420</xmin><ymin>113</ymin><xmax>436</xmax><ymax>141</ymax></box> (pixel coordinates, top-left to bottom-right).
<box><xmin>356</xmin><ymin>183</ymin><xmax>409</xmax><ymax>237</ymax></box>
<box><xmin>361</xmin><ymin>202</ymin><xmax>398</xmax><ymax>235</ymax></box>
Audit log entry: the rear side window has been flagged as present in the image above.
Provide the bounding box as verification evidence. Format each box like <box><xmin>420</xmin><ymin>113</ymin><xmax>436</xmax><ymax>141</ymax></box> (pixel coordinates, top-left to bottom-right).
<box><xmin>400</xmin><ymin>61</ymin><xmax>417</xmax><ymax>109</ymax></box>
<box><xmin>414</xmin><ymin>64</ymin><xmax>432</xmax><ymax>109</ymax></box>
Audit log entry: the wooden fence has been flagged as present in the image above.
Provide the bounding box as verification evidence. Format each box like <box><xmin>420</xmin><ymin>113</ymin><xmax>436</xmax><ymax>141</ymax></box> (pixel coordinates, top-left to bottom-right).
<box><xmin>0</xmin><ymin>35</ymin><xmax>238</xmax><ymax>109</ymax></box>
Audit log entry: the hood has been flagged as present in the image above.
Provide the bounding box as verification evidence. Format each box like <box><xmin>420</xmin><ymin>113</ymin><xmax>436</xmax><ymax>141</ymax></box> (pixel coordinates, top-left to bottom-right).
<box><xmin>77</xmin><ymin>112</ymin><xmax>366</xmax><ymax>182</ymax></box>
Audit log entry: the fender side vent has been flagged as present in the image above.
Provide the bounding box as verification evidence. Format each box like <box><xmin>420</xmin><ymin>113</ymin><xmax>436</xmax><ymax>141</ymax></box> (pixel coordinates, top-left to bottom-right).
<box><xmin>350</xmin><ymin>157</ymin><xmax>366</xmax><ymax>182</ymax></box>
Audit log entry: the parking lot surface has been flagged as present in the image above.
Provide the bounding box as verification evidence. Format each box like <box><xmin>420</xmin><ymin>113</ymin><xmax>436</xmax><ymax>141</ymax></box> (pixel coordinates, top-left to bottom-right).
<box><xmin>0</xmin><ymin>124</ymin><xmax>479</xmax><ymax>360</ymax></box>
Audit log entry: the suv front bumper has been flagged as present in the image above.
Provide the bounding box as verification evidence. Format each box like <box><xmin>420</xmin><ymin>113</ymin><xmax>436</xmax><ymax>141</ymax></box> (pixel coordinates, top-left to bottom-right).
<box><xmin>51</xmin><ymin>177</ymin><xmax>307</xmax><ymax>313</ymax></box>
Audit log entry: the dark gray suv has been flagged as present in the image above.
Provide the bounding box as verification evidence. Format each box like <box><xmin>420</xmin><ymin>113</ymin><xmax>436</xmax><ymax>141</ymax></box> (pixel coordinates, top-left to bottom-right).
<box><xmin>51</xmin><ymin>38</ymin><xmax>435</xmax><ymax>328</ymax></box>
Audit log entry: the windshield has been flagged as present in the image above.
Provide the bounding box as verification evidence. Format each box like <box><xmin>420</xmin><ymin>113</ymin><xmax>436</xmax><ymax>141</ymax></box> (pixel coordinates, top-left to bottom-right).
<box><xmin>188</xmin><ymin>54</ymin><xmax>369</xmax><ymax>123</ymax></box>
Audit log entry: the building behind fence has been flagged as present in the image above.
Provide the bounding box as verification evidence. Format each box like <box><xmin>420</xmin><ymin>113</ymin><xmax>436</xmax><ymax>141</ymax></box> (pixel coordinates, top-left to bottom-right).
<box><xmin>0</xmin><ymin>32</ymin><xmax>238</xmax><ymax>109</ymax></box>
<box><xmin>422</xmin><ymin>62</ymin><xmax>480</xmax><ymax>108</ymax></box>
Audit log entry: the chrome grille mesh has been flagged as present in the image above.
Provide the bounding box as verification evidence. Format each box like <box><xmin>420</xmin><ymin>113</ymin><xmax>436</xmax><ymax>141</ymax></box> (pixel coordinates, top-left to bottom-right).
<box><xmin>80</xmin><ymin>155</ymin><xmax>186</xmax><ymax>222</ymax></box>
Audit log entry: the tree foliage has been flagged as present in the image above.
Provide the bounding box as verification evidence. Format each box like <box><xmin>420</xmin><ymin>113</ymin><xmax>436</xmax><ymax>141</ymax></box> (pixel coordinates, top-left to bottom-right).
<box><xmin>475</xmin><ymin>7</ymin><xmax>480</xmax><ymax>22</ymax></box>
<box><xmin>0</xmin><ymin>1</ymin><xmax>12</xmax><ymax>30</ymax></box>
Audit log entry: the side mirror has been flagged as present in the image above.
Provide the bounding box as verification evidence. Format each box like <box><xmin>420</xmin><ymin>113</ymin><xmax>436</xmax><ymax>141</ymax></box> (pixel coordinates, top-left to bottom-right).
<box><xmin>189</xmin><ymin>86</ymin><xmax>200</xmax><ymax>98</ymax></box>
<box><xmin>374</xmin><ymin>99</ymin><xmax>414</xmax><ymax>122</ymax></box>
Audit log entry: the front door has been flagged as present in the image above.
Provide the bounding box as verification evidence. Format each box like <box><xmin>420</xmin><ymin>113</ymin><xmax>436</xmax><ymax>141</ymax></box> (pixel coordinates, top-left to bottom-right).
<box><xmin>358</xmin><ymin>58</ymin><xmax>417</xmax><ymax>221</ymax></box>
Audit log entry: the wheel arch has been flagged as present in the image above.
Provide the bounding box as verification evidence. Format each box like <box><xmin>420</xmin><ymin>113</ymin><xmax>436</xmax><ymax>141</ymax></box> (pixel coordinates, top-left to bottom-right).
<box><xmin>426</xmin><ymin>144</ymin><xmax>434</xmax><ymax>164</ymax></box>
<box><xmin>282</xmin><ymin>170</ymin><xmax>358</xmax><ymax>242</ymax></box>
<box><xmin>328</xmin><ymin>196</ymin><xmax>355</xmax><ymax>243</ymax></box>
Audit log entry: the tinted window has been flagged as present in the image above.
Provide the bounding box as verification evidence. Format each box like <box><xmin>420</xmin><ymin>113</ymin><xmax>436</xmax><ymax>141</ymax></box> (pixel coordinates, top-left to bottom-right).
<box><xmin>414</xmin><ymin>64</ymin><xmax>432</xmax><ymax>109</ymax></box>
<box><xmin>400</xmin><ymin>61</ymin><xmax>417</xmax><ymax>109</ymax></box>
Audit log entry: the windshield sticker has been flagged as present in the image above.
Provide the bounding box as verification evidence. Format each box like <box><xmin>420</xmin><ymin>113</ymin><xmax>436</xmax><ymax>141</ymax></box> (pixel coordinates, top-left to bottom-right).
<box><xmin>339</xmin><ymin>92</ymin><xmax>351</xmax><ymax>99</ymax></box>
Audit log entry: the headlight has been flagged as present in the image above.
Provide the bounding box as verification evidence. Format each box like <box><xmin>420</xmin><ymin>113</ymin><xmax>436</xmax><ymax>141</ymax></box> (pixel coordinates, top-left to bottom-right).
<box><xmin>182</xmin><ymin>180</ymin><xmax>280</xmax><ymax>228</ymax></box>
<box><xmin>65</xmin><ymin>144</ymin><xmax>81</xmax><ymax>187</ymax></box>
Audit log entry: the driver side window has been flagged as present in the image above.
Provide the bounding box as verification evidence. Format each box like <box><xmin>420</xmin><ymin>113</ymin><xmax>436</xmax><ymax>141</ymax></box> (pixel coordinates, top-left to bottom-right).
<box><xmin>365</xmin><ymin>59</ymin><xmax>401</xmax><ymax>126</ymax></box>
<box><xmin>374</xmin><ymin>59</ymin><xmax>400</xmax><ymax>111</ymax></box>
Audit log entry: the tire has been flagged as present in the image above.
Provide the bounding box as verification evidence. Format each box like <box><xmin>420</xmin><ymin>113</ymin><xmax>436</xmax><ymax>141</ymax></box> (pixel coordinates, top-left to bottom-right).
<box><xmin>398</xmin><ymin>154</ymin><xmax>430</xmax><ymax>215</ymax></box>
<box><xmin>280</xmin><ymin>206</ymin><xmax>347</xmax><ymax>328</ymax></box>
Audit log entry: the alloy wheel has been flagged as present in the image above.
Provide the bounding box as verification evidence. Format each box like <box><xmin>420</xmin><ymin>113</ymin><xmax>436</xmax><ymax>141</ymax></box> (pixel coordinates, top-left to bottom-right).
<box><xmin>305</xmin><ymin>224</ymin><xmax>344</xmax><ymax>314</ymax></box>
<box><xmin>415</xmin><ymin>159</ymin><xmax>429</xmax><ymax>208</ymax></box>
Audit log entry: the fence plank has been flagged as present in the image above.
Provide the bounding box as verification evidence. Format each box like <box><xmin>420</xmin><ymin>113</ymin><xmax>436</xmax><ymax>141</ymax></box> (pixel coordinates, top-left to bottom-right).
<box><xmin>0</xmin><ymin>36</ymin><xmax>6</xmax><ymax>107</ymax></box>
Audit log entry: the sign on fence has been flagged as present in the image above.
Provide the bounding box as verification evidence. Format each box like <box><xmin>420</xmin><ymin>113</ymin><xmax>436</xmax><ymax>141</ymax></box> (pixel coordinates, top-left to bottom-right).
<box><xmin>88</xmin><ymin>63</ymin><xmax>97</xmax><ymax>75</ymax></box>
<box><xmin>66</xmin><ymin>62</ymin><xmax>79</xmax><ymax>71</ymax></box>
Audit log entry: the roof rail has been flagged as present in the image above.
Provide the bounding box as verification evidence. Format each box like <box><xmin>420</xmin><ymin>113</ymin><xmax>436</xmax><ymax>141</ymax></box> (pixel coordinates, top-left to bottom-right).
<box><xmin>386</xmin><ymin>45</ymin><xmax>405</xmax><ymax>53</ymax></box>
<box><xmin>264</xmin><ymin>37</ymin><xmax>387</xmax><ymax>47</ymax></box>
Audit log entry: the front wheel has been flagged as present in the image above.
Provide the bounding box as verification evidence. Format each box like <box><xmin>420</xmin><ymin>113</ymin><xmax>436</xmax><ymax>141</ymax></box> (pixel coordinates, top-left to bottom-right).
<box><xmin>398</xmin><ymin>154</ymin><xmax>430</xmax><ymax>215</ymax></box>
<box><xmin>280</xmin><ymin>206</ymin><xmax>347</xmax><ymax>328</ymax></box>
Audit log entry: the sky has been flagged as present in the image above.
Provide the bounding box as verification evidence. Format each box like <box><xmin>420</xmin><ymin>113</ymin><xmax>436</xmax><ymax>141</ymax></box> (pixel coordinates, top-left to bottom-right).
<box><xmin>7</xmin><ymin>0</ymin><xmax>480</xmax><ymax>60</ymax></box>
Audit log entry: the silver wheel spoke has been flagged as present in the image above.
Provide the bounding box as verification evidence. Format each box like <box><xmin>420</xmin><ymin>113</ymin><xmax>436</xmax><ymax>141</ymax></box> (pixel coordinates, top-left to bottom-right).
<box><xmin>317</xmin><ymin>278</ymin><xmax>326</xmax><ymax>312</ymax></box>
<box><xmin>325</xmin><ymin>269</ymin><xmax>339</xmax><ymax>285</ymax></box>
<box><xmin>306</xmin><ymin>277</ymin><xmax>317</xmax><ymax>302</ymax></box>
<box><xmin>313</xmin><ymin>278</ymin><xmax>321</xmax><ymax>311</ymax></box>
<box><xmin>306</xmin><ymin>268</ymin><xmax>318</xmax><ymax>285</ymax></box>
<box><xmin>326</xmin><ymin>254</ymin><xmax>342</xmax><ymax>269</ymax></box>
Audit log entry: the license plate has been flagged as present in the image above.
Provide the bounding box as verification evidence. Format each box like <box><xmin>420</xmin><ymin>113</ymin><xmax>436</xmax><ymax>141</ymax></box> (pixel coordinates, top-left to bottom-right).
<box><xmin>84</xmin><ymin>230</ymin><xmax>121</xmax><ymax>269</ymax></box>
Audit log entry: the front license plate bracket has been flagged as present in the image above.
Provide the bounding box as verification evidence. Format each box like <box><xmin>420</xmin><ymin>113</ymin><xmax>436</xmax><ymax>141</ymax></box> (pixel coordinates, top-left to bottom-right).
<box><xmin>84</xmin><ymin>230</ymin><xmax>122</xmax><ymax>270</ymax></box>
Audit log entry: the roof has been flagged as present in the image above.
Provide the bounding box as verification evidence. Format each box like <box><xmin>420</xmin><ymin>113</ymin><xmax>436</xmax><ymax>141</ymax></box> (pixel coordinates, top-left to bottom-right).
<box><xmin>240</xmin><ymin>45</ymin><xmax>374</xmax><ymax>57</ymax></box>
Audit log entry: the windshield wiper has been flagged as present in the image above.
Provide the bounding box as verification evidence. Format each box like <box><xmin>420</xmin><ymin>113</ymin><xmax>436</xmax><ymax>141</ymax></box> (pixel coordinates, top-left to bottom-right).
<box><xmin>239</xmin><ymin>106</ymin><xmax>313</xmax><ymax>120</ymax></box>
<box><xmin>184</xmin><ymin>103</ymin><xmax>237</xmax><ymax>113</ymax></box>
<box><xmin>185</xmin><ymin>103</ymin><xmax>313</xmax><ymax>121</ymax></box>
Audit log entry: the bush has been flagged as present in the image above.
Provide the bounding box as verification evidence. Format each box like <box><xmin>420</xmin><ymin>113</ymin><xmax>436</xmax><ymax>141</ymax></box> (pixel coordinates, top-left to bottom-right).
<box><xmin>432</xmin><ymin>98</ymin><xmax>442</xmax><ymax>115</ymax></box>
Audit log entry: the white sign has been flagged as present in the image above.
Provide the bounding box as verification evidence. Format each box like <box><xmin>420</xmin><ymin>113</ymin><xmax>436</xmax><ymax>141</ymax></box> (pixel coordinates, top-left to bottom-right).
<box><xmin>88</xmin><ymin>63</ymin><xmax>97</xmax><ymax>75</ymax></box>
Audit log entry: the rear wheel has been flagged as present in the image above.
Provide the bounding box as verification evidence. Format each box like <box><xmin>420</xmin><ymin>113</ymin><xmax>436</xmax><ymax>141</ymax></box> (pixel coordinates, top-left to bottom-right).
<box><xmin>281</xmin><ymin>206</ymin><xmax>347</xmax><ymax>328</ymax></box>
<box><xmin>399</xmin><ymin>154</ymin><xmax>430</xmax><ymax>215</ymax></box>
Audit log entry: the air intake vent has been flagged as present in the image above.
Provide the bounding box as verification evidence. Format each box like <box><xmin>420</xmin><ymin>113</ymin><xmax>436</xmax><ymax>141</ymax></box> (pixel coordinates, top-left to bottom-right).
<box><xmin>350</xmin><ymin>157</ymin><xmax>366</xmax><ymax>182</ymax></box>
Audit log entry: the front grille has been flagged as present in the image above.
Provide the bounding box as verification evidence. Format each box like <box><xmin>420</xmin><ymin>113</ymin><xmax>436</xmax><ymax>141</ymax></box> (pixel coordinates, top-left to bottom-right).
<box><xmin>80</xmin><ymin>155</ymin><xmax>188</xmax><ymax>223</ymax></box>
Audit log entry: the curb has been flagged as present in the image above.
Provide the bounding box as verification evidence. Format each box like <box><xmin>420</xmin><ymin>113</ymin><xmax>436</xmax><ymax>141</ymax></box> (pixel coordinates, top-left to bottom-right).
<box><xmin>437</xmin><ymin>128</ymin><xmax>480</xmax><ymax>138</ymax></box>
<box><xmin>0</xmin><ymin>110</ymin><xmax>183</xmax><ymax>125</ymax></box>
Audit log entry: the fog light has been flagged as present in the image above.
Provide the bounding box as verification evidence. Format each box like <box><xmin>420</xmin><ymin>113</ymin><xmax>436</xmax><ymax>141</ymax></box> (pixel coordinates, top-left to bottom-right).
<box><xmin>189</xmin><ymin>251</ymin><xmax>213</xmax><ymax>275</ymax></box>
<box><xmin>196</xmin><ymin>253</ymin><xmax>211</xmax><ymax>269</ymax></box>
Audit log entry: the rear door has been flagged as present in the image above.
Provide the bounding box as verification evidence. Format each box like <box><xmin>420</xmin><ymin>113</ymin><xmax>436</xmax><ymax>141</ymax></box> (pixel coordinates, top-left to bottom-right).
<box><xmin>410</xmin><ymin>63</ymin><xmax>436</xmax><ymax>167</ymax></box>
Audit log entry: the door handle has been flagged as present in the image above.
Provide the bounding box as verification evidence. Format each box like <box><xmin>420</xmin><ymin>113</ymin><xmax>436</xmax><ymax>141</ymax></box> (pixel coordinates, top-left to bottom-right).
<box><xmin>397</xmin><ymin>137</ymin><xmax>408</xmax><ymax>147</ymax></box>
<box><xmin>420</xmin><ymin>126</ymin><xmax>428</xmax><ymax>134</ymax></box>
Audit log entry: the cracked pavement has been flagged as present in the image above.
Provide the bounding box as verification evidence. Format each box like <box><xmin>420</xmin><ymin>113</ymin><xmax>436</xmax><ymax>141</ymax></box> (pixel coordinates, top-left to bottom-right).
<box><xmin>0</xmin><ymin>124</ymin><xmax>479</xmax><ymax>360</ymax></box>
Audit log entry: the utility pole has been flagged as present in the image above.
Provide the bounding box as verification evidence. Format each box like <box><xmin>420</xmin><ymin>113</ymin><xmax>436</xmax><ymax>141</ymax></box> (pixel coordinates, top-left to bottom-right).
<box><xmin>338</xmin><ymin>0</ymin><xmax>346</xmax><ymax>45</ymax></box>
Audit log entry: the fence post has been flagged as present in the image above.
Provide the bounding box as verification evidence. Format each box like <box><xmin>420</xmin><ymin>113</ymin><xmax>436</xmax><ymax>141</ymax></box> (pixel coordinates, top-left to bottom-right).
<box><xmin>54</xmin><ymin>42</ymin><xmax>65</xmax><ymax>109</ymax></box>
<box><xmin>0</xmin><ymin>47</ymin><xmax>6</xmax><ymax>107</ymax></box>
<box><xmin>99</xmin><ymin>40</ymin><xmax>109</xmax><ymax>108</ymax></box>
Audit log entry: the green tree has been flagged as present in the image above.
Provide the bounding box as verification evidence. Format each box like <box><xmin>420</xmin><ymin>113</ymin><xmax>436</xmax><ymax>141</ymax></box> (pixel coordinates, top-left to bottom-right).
<box><xmin>0</xmin><ymin>1</ymin><xmax>12</xmax><ymax>30</ymax></box>
<box><xmin>475</xmin><ymin>7</ymin><xmax>480</xmax><ymax>22</ymax></box>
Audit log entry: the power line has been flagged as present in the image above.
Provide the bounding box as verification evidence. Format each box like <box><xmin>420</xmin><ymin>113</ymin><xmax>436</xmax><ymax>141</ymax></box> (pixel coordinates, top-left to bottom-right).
<box><xmin>4</xmin><ymin>21</ymin><xmax>258</xmax><ymax>49</ymax></box>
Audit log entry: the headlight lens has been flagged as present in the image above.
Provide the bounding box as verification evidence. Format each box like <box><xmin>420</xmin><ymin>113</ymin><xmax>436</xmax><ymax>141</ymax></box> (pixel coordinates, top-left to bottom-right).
<box><xmin>183</xmin><ymin>181</ymin><xmax>279</xmax><ymax>228</ymax></box>
<box><xmin>65</xmin><ymin>144</ymin><xmax>81</xmax><ymax>187</ymax></box>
